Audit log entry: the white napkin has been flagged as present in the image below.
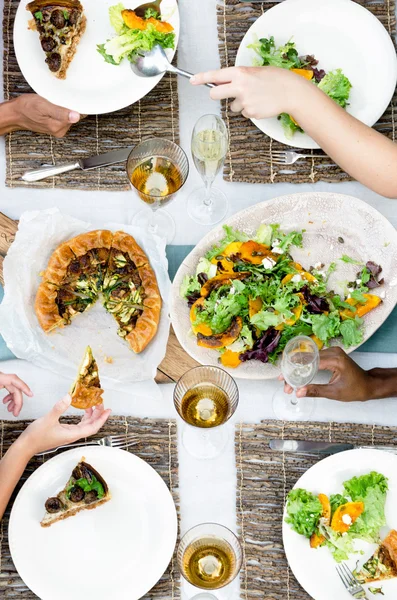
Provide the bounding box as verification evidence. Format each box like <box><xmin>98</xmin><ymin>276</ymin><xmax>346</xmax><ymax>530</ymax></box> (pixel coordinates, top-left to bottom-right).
<box><xmin>0</xmin><ymin>208</ymin><xmax>171</xmax><ymax>397</ymax></box>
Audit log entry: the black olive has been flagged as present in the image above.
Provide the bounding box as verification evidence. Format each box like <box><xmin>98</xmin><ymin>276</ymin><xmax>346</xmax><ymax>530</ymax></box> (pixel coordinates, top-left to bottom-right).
<box><xmin>45</xmin><ymin>497</ymin><xmax>64</xmax><ymax>513</ymax></box>
<box><xmin>50</xmin><ymin>9</ymin><xmax>66</xmax><ymax>29</ymax></box>
<box><xmin>41</xmin><ymin>36</ymin><xmax>56</xmax><ymax>52</ymax></box>
<box><xmin>69</xmin><ymin>9</ymin><xmax>80</xmax><ymax>25</ymax></box>
<box><xmin>84</xmin><ymin>490</ymin><xmax>98</xmax><ymax>504</ymax></box>
<box><xmin>46</xmin><ymin>52</ymin><xmax>61</xmax><ymax>73</ymax></box>
<box><xmin>69</xmin><ymin>485</ymin><xmax>85</xmax><ymax>503</ymax></box>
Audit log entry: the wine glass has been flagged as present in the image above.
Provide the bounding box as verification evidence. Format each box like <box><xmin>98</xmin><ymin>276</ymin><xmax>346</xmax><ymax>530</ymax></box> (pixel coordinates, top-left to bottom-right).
<box><xmin>177</xmin><ymin>523</ymin><xmax>242</xmax><ymax>591</ymax></box>
<box><xmin>173</xmin><ymin>366</ymin><xmax>239</xmax><ymax>460</ymax></box>
<box><xmin>187</xmin><ymin>114</ymin><xmax>229</xmax><ymax>225</ymax></box>
<box><xmin>127</xmin><ymin>138</ymin><xmax>189</xmax><ymax>244</ymax></box>
<box><xmin>272</xmin><ymin>335</ymin><xmax>320</xmax><ymax>421</ymax></box>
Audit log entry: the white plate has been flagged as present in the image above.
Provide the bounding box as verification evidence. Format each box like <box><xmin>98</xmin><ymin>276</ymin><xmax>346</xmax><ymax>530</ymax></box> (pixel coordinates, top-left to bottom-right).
<box><xmin>9</xmin><ymin>446</ymin><xmax>178</xmax><ymax>600</ymax></box>
<box><xmin>13</xmin><ymin>0</ymin><xmax>180</xmax><ymax>114</ymax></box>
<box><xmin>171</xmin><ymin>192</ymin><xmax>397</xmax><ymax>380</ymax></box>
<box><xmin>235</xmin><ymin>0</ymin><xmax>397</xmax><ymax>149</ymax></box>
<box><xmin>283</xmin><ymin>449</ymin><xmax>397</xmax><ymax>600</ymax></box>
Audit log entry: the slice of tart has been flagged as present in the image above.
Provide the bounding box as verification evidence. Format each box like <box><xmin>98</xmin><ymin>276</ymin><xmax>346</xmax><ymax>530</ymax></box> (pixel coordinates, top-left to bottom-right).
<box><xmin>27</xmin><ymin>0</ymin><xmax>86</xmax><ymax>79</ymax></box>
<box><xmin>355</xmin><ymin>530</ymin><xmax>397</xmax><ymax>584</ymax></box>
<box><xmin>70</xmin><ymin>346</ymin><xmax>103</xmax><ymax>410</ymax></box>
<box><xmin>41</xmin><ymin>459</ymin><xmax>110</xmax><ymax>527</ymax></box>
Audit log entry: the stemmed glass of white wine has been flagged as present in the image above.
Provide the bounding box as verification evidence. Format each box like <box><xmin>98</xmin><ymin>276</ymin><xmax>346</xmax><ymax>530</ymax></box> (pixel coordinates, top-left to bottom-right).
<box><xmin>188</xmin><ymin>114</ymin><xmax>229</xmax><ymax>225</ymax></box>
<box><xmin>177</xmin><ymin>523</ymin><xmax>242</xmax><ymax>593</ymax></box>
<box><xmin>272</xmin><ymin>335</ymin><xmax>320</xmax><ymax>421</ymax></box>
<box><xmin>173</xmin><ymin>366</ymin><xmax>239</xmax><ymax>460</ymax></box>
<box><xmin>127</xmin><ymin>138</ymin><xmax>189</xmax><ymax>244</ymax></box>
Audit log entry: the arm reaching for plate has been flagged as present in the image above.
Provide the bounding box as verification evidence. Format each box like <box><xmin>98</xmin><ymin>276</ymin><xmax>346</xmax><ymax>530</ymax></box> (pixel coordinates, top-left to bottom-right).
<box><xmin>280</xmin><ymin>347</ymin><xmax>397</xmax><ymax>402</ymax></box>
<box><xmin>0</xmin><ymin>372</ymin><xmax>33</xmax><ymax>417</ymax></box>
<box><xmin>191</xmin><ymin>66</ymin><xmax>397</xmax><ymax>199</ymax></box>
<box><xmin>0</xmin><ymin>94</ymin><xmax>80</xmax><ymax>137</ymax></box>
<box><xmin>0</xmin><ymin>394</ymin><xmax>111</xmax><ymax>522</ymax></box>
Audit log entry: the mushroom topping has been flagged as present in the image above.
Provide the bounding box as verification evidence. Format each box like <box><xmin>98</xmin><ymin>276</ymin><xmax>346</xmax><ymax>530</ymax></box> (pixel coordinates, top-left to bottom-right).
<box><xmin>69</xmin><ymin>485</ymin><xmax>85</xmax><ymax>503</ymax></box>
<box><xmin>46</xmin><ymin>52</ymin><xmax>61</xmax><ymax>73</ymax></box>
<box><xmin>50</xmin><ymin>9</ymin><xmax>66</xmax><ymax>29</ymax></box>
<box><xmin>41</xmin><ymin>36</ymin><xmax>56</xmax><ymax>52</ymax></box>
<box><xmin>69</xmin><ymin>9</ymin><xmax>80</xmax><ymax>25</ymax></box>
<box><xmin>84</xmin><ymin>490</ymin><xmax>98</xmax><ymax>504</ymax></box>
<box><xmin>45</xmin><ymin>496</ymin><xmax>64</xmax><ymax>513</ymax></box>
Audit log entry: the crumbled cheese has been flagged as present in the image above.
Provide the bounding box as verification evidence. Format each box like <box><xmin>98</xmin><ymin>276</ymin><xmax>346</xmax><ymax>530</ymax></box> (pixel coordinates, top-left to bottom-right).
<box><xmin>355</xmin><ymin>279</ymin><xmax>362</xmax><ymax>286</ymax></box>
<box><xmin>314</xmin><ymin>262</ymin><xmax>323</xmax><ymax>270</ymax></box>
<box><xmin>272</xmin><ymin>247</ymin><xmax>284</xmax><ymax>255</ymax></box>
<box><xmin>317</xmin><ymin>270</ymin><xmax>327</xmax><ymax>278</ymax></box>
<box><xmin>272</xmin><ymin>238</ymin><xmax>281</xmax><ymax>247</ymax></box>
<box><xmin>229</xmin><ymin>286</ymin><xmax>236</xmax><ymax>295</ymax></box>
<box><xmin>379</xmin><ymin>290</ymin><xmax>386</xmax><ymax>299</ymax></box>
<box><xmin>347</xmin><ymin>287</ymin><xmax>354</xmax><ymax>293</ymax></box>
<box><xmin>342</xmin><ymin>514</ymin><xmax>352</xmax><ymax>526</ymax></box>
<box><xmin>330</xmin><ymin>245</ymin><xmax>334</xmax><ymax>251</ymax></box>
<box><xmin>262</xmin><ymin>257</ymin><xmax>276</xmax><ymax>269</ymax></box>
<box><xmin>291</xmin><ymin>274</ymin><xmax>302</xmax><ymax>283</ymax></box>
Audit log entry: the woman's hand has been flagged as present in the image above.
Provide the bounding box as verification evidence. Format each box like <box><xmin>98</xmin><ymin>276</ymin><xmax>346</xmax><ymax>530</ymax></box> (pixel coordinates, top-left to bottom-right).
<box><xmin>191</xmin><ymin>66</ymin><xmax>308</xmax><ymax>120</ymax></box>
<box><xmin>279</xmin><ymin>347</ymin><xmax>391</xmax><ymax>402</ymax></box>
<box><xmin>0</xmin><ymin>372</ymin><xmax>33</xmax><ymax>417</ymax></box>
<box><xmin>0</xmin><ymin>94</ymin><xmax>80</xmax><ymax>137</ymax></box>
<box><xmin>18</xmin><ymin>395</ymin><xmax>111</xmax><ymax>456</ymax></box>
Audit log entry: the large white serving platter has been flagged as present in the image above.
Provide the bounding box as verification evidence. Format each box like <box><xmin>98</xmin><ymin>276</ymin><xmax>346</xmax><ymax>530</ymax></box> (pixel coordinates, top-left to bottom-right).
<box><xmin>235</xmin><ymin>0</ymin><xmax>397</xmax><ymax>149</ymax></box>
<box><xmin>171</xmin><ymin>192</ymin><xmax>397</xmax><ymax>380</ymax></box>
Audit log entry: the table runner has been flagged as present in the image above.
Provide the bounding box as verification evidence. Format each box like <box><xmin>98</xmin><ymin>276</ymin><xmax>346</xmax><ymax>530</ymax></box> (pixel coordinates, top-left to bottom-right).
<box><xmin>236</xmin><ymin>419</ymin><xmax>397</xmax><ymax>599</ymax></box>
<box><xmin>2</xmin><ymin>0</ymin><xmax>179</xmax><ymax>191</ymax></box>
<box><xmin>217</xmin><ymin>0</ymin><xmax>397</xmax><ymax>185</ymax></box>
<box><xmin>0</xmin><ymin>416</ymin><xmax>180</xmax><ymax>599</ymax></box>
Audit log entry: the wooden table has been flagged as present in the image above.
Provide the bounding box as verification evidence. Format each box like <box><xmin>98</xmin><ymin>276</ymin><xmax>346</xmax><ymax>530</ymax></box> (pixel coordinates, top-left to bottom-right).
<box><xmin>0</xmin><ymin>212</ymin><xmax>198</xmax><ymax>383</ymax></box>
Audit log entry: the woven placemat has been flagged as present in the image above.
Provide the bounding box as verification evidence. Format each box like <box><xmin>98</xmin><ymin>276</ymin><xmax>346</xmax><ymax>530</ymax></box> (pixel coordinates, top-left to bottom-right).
<box><xmin>217</xmin><ymin>0</ymin><xmax>397</xmax><ymax>184</ymax></box>
<box><xmin>236</xmin><ymin>419</ymin><xmax>397</xmax><ymax>599</ymax></box>
<box><xmin>0</xmin><ymin>416</ymin><xmax>180</xmax><ymax>599</ymax></box>
<box><xmin>2</xmin><ymin>0</ymin><xmax>179</xmax><ymax>190</ymax></box>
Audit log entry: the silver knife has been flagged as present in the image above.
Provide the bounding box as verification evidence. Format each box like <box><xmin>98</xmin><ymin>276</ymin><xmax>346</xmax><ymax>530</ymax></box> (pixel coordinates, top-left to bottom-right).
<box><xmin>21</xmin><ymin>147</ymin><xmax>133</xmax><ymax>183</ymax></box>
<box><xmin>270</xmin><ymin>440</ymin><xmax>397</xmax><ymax>454</ymax></box>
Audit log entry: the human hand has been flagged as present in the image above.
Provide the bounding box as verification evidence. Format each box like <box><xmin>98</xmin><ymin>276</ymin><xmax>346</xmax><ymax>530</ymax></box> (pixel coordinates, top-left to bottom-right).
<box><xmin>0</xmin><ymin>372</ymin><xmax>33</xmax><ymax>417</ymax></box>
<box><xmin>18</xmin><ymin>395</ymin><xmax>111</xmax><ymax>456</ymax></box>
<box><xmin>279</xmin><ymin>347</ymin><xmax>376</xmax><ymax>402</ymax></box>
<box><xmin>3</xmin><ymin>94</ymin><xmax>80</xmax><ymax>137</ymax></box>
<box><xmin>191</xmin><ymin>66</ymin><xmax>308</xmax><ymax>120</ymax></box>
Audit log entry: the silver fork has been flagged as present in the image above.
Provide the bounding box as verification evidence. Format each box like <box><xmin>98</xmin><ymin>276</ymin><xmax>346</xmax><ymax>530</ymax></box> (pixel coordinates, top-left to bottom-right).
<box><xmin>36</xmin><ymin>434</ymin><xmax>139</xmax><ymax>457</ymax></box>
<box><xmin>336</xmin><ymin>564</ymin><xmax>368</xmax><ymax>599</ymax></box>
<box><xmin>263</xmin><ymin>150</ymin><xmax>325</xmax><ymax>165</ymax></box>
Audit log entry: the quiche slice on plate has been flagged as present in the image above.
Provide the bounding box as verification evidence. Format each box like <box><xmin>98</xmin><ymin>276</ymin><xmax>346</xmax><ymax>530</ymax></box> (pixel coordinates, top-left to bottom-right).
<box><xmin>356</xmin><ymin>530</ymin><xmax>397</xmax><ymax>584</ymax></box>
<box><xmin>70</xmin><ymin>346</ymin><xmax>103</xmax><ymax>410</ymax></box>
<box><xmin>41</xmin><ymin>459</ymin><xmax>110</xmax><ymax>527</ymax></box>
<box><xmin>26</xmin><ymin>0</ymin><xmax>86</xmax><ymax>79</ymax></box>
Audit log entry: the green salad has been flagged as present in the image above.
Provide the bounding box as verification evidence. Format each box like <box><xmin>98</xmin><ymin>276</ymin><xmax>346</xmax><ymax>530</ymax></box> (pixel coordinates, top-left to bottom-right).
<box><xmin>249</xmin><ymin>36</ymin><xmax>352</xmax><ymax>138</ymax></box>
<box><xmin>98</xmin><ymin>3</ymin><xmax>175</xmax><ymax>65</ymax></box>
<box><xmin>180</xmin><ymin>224</ymin><xmax>383</xmax><ymax>369</ymax></box>
<box><xmin>286</xmin><ymin>472</ymin><xmax>389</xmax><ymax>562</ymax></box>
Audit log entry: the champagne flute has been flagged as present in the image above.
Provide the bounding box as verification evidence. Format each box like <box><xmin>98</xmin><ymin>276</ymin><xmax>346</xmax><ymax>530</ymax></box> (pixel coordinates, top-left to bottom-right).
<box><xmin>177</xmin><ymin>523</ymin><xmax>242</xmax><ymax>591</ymax></box>
<box><xmin>173</xmin><ymin>366</ymin><xmax>239</xmax><ymax>460</ymax></box>
<box><xmin>127</xmin><ymin>138</ymin><xmax>189</xmax><ymax>244</ymax></box>
<box><xmin>187</xmin><ymin>114</ymin><xmax>229</xmax><ymax>225</ymax></box>
<box><xmin>272</xmin><ymin>335</ymin><xmax>320</xmax><ymax>421</ymax></box>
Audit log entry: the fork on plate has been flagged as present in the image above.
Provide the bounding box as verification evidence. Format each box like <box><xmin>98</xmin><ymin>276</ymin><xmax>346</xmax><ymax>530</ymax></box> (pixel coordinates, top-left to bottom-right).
<box><xmin>336</xmin><ymin>563</ymin><xmax>368</xmax><ymax>599</ymax></box>
<box><xmin>262</xmin><ymin>150</ymin><xmax>325</xmax><ymax>165</ymax></box>
<box><xmin>36</xmin><ymin>434</ymin><xmax>139</xmax><ymax>457</ymax></box>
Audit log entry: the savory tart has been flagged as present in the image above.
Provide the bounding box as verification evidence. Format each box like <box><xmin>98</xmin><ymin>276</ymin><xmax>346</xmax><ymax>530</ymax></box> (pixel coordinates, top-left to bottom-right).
<box><xmin>70</xmin><ymin>346</ymin><xmax>103</xmax><ymax>409</ymax></box>
<box><xmin>356</xmin><ymin>530</ymin><xmax>397</xmax><ymax>583</ymax></box>
<box><xmin>41</xmin><ymin>459</ymin><xmax>110</xmax><ymax>527</ymax></box>
<box><xmin>27</xmin><ymin>0</ymin><xmax>86</xmax><ymax>79</ymax></box>
<box><xmin>35</xmin><ymin>230</ymin><xmax>161</xmax><ymax>353</ymax></box>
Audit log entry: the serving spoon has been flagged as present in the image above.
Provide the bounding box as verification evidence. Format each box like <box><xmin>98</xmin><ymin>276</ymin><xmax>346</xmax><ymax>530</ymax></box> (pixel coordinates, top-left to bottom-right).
<box><xmin>130</xmin><ymin>45</ymin><xmax>215</xmax><ymax>88</ymax></box>
<box><xmin>134</xmin><ymin>0</ymin><xmax>162</xmax><ymax>18</ymax></box>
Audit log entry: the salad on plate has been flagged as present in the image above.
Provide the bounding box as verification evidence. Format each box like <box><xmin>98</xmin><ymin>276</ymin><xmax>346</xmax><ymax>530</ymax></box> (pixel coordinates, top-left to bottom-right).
<box><xmin>179</xmin><ymin>224</ymin><xmax>384</xmax><ymax>369</ymax></box>
<box><xmin>98</xmin><ymin>3</ymin><xmax>175</xmax><ymax>65</ymax></box>
<box><xmin>249</xmin><ymin>36</ymin><xmax>352</xmax><ymax>139</ymax></box>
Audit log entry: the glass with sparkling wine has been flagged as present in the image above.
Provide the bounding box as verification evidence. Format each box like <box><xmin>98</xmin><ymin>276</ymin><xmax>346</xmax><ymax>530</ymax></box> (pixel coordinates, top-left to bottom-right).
<box><xmin>188</xmin><ymin>114</ymin><xmax>229</xmax><ymax>225</ymax></box>
<box><xmin>127</xmin><ymin>138</ymin><xmax>189</xmax><ymax>244</ymax></box>
<box><xmin>272</xmin><ymin>335</ymin><xmax>320</xmax><ymax>421</ymax></box>
<box><xmin>173</xmin><ymin>366</ymin><xmax>239</xmax><ymax>459</ymax></box>
<box><xmin>177</xmin><ymin>523</ymin><xmax>242</xmax><ymax>592</ymax></box>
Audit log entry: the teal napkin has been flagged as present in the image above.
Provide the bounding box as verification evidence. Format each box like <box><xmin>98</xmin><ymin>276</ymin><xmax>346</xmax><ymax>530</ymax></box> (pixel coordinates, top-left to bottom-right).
<box><xmin>0</xmin><ymin>245</ymin><xmax>395</xmax><ymax>360</ymax></box>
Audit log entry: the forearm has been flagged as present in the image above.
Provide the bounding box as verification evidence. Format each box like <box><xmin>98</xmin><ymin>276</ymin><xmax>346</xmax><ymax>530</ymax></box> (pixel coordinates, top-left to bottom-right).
<box><xmin>0</xmin><ymin>438</ymin><xmax>32</xmax><ymax>520</ymax></box>
<box><xmin>366</xmin><ymin>368</ymin><xmax>397</xmax><ymax>400</ymax></box>
<box><xmin>289</xmin><ymin>78</ymin><xmax>397</xmax><ymax>198</ymax></box>
<box><xmin>0</xmin><ymin>99</ymin><xmax>20</xmax><ymax>135</ymax></box>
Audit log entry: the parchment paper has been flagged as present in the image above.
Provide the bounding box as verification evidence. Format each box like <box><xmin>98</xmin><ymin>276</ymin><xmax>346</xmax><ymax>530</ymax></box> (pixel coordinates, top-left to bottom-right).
<box><xmin>0</xmin><ymin>209</ymin><xmax>171</xmax><ymax>396</ymax></box>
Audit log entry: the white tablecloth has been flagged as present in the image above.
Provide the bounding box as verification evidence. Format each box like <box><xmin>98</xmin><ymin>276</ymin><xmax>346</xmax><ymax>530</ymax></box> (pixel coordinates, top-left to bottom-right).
<box><xmin>1</xmin><ymin>1</ymin><xmax>397</xmax><ymax>597</ymax></box>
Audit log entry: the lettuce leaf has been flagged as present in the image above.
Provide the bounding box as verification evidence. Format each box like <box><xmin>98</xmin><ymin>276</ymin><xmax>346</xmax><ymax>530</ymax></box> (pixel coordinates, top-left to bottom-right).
<box><xmin>205</xmin><ymin>225</ymin><xmax>249</xmax><ymax>260</ymax></box>
<box><xmin>343</xmin><ymin>472</ymin><xmax>388</xmax><ymax>543</ymax></box>
<box><xmin>101</xmin><ymin>24</ymin><xmax>175</xmax><ymax>64</ymax></box>
<box><xmin>255</xmin><ymin>223</ymin><xmax>273</xmax><ymax>246</ymax></box>
<box><xmin>339</xmin><ymin>317</ymin><xmax>364</xmax><ymax>347</ymax></box>
<box><xmin>285</xmin><ymin>488</ymin><xmax>323</xmax><ymax>538</ymax></box>
<box><xmin>109</xmin><ymin>3</ymin><xmax>126</xmax><ymax>34</ymax></box>
<box><xmin>249</xmin><ymin>36</ymin><xmax>302</xmax><ymax>69</ymax></box>
<box><xmin>318</xmin><ymin>69</ymin><xmax>352</xmax><ymax>108</ymax></box>
<box><xmin>279</xmin><ymin>113</ymin><xmax>302</xmax><ymax>139</ymax></box>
